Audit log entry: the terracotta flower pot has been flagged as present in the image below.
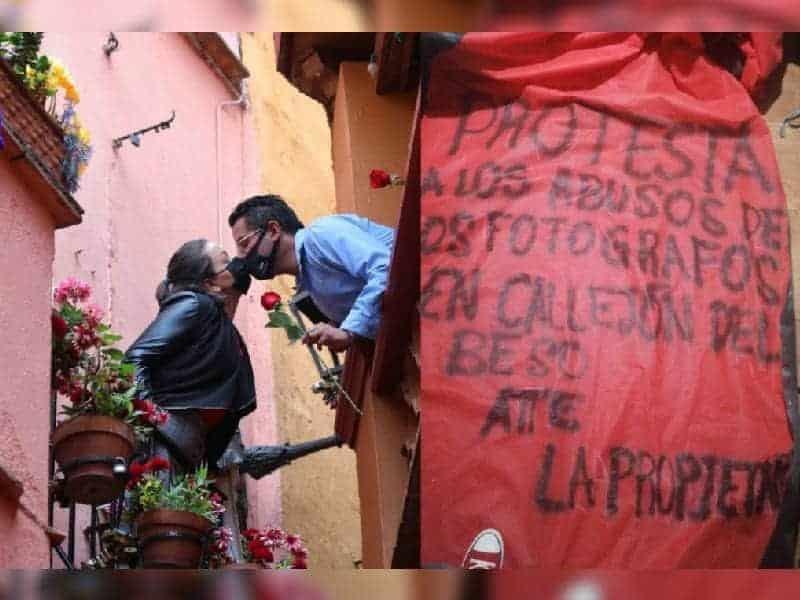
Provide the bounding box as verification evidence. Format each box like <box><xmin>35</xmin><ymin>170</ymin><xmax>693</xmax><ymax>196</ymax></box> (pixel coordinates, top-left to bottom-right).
<box><xmin>136</xmin><ymin>509</ymin><xmax>214</xmax><ymax>569</ymax></box>
<box><xmin>224</xmin><ymin>562</ymin><xmax>261</xmax><ymax>570</ymax></box>
<box><xmin>51</xmin><ymin>415</ymin><xmax>135</xmax><ymax>505</ymax></box>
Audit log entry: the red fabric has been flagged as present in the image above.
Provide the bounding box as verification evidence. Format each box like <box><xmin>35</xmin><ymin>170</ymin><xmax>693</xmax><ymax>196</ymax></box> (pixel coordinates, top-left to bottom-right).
<box><xmin>421</xmin><ymin>33</ymin><xmax>793</xmax><ymax>568</ymax></box>
<box><xmin>200</xmin><ymin>408</ymin><xmax>227</xmax><ymax>427</ymax></box>
<box><xmin>492</xmin><ymin>571</ymin><xmax>800</xmax><ymax>599</ymax></box>
<box><xmin>738</xmin><ymin>33</ymin><xmax>783</xmax><ymax>96</ymax></box>
<box><xmin>484</xmin><ymin>2</ymin><xmax>800</xmax><ymax>31</ymax></box>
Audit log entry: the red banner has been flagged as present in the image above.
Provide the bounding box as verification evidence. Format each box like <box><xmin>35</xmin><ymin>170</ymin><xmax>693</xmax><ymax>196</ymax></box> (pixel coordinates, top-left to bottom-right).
<box><xmin>421</xmin><ymin>33</ymin><xmax>797</xmax><ymax>568</ymax></box>
<box><xmin>491</xmin><ymin>571</ymin><xmax>800</xmax><ymax>599</ymax></box>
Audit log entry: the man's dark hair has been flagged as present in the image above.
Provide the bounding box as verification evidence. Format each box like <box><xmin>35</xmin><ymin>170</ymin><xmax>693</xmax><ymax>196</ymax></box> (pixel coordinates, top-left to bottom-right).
<box><xmin>156</xmin><ymin>239</ymin><xmax>216</xmax><ymax>304</ymax></box>
<box><xmin>228</xmin><ymin>194</ymin><xmax>305</xmax><ymax>234</ymax></box>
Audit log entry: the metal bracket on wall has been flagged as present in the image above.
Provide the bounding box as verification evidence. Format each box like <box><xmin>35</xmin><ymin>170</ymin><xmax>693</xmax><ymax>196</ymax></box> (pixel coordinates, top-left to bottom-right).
<box><xmin>112</xmin><ymin>111</ymin><xmax>176</xmax><ymax>150</ymax></box>
<box><xmin>103</xmin><ymin>33</ymin><xmax>119</xmax><ymax>57</ymax></box>
<box><xmin>780</xmin><ymin>107</ymin><xmax>800</xmax><ymax>138</ymax></box>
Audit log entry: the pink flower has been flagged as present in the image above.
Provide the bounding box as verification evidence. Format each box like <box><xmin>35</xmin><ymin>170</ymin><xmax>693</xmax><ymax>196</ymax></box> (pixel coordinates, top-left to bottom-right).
<box><xmin>85</xmin><ymin>303</ymin><xmax>104</xmax><ymax>328</ymax></box>
<box><xmin>133</xmin><ymin>398</ymin><xmax>170</xmax><ymax>426</ymax></box>
<box><xmin>265</xmin><ymin>527</ymin><xmax>285</xmax><ymax>542</ymax></box>
<box><xmin>286</xmin><ymin>534</ymin><xmax>301</xmax><ymax>547</ymax></box>
<box><xmin>54</xmin><ymin>277</ymin><xmax>91</xmax><ymax>304</ymax></box>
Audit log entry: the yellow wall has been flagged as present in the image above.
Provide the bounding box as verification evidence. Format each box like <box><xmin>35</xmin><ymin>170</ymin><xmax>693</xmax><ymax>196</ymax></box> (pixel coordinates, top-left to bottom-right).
<box><xmin>309</xmin><ymin>571</ymin><xmax>412</xmax><ymax>600</ymax></box>
<box><xmin>269</xmin><ymin>0</ymin><xmax>369</xmax><ymax>30</ymax></box>
<box><xmin>241</xmin><ymin>33</ymin><xmax>362</xmax><ymax>569</ymax></box>
<box><xmin>766</xmin><ymin>62</ymin><xmax>800</xmax><ymax>362</ymax></box>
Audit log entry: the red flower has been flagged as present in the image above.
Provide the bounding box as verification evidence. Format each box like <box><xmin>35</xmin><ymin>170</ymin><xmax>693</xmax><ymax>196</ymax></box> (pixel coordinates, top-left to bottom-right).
<box><xmin>146</xmin><ymin>457</ymin><xmax>170</xmax><ymax>472</ymax></box>
<box><xmin>68</xmin><ymin>385</ymin><xmax>85</xmax><ymax>404</ymax></box>
<box><xmin>291</xmin><ymin>546</ymin><xmax>308</xmax><ymax>559</ymax></box>
<box><xmin>369</xmin><ymin>169</ymin><xmax>392</xmax><ymax>189</ymax></box>
<box><xmin>51</xmin><ymin>313</ymin><xmax>69</xmax><ymax>339</ymax></box>
<box><xmin>134</xmin><ymin>398</ymin><xmax>169</xmax><ymax>426</ymax></box>
<box><xmin>292</xmin><ymin>557</ymin><xmax>308</xmax><ymax>569</ymax></box>
<box><xmin>127</xmin><ymin>460</ymin><xmax>147</xmax><ymax>489</ymax></box>
<box><xmin>242</xmin><ymin>528</ymin><xmax>260</xmax><ymax>540</ymax></box>
<box><xmin>260</xmin><ymin>291</ymin><xmax>281</xmax><ymax>311</ymax></box>
<box><xmin>248</xmin><ymin>541</ymin><xmax>273</xmax><ymax>562</ymax></box>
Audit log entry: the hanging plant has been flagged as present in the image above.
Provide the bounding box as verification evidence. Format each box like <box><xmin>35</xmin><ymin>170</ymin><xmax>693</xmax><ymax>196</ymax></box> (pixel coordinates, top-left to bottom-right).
<box><xmin>0</xmin><ymin>32</ymin><xmax>92</xmax><ymax>192</ymax></box>
<box><xmin>50</xmin><ymin>277</ymin><xmax>159</xmax><ymax>505</ymax></box>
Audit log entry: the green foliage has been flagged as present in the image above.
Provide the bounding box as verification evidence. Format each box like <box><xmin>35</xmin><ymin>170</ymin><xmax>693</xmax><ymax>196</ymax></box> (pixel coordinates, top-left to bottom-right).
<box><xmin>136</xmin><ymin>475</ymin><xmax>164</xmax><ymax>513</ymax></box>
<box><xmin>0</xmin><ymin>32</ymin><xmax>44</xmax><ymax>76</ymax></box>
<box><xmin>132</xmin><ymin>464</ymin><xmax>217</xmax><ymax>522</ymax></box>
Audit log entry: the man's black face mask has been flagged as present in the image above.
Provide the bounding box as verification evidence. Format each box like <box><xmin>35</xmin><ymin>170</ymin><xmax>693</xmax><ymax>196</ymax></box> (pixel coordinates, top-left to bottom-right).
<box><xmin>225</xmin><ymin>257</ymin><xmax>252</xmax><ymax>294</ymax></box>
<box><xmin>243</xmin><ymin>228</ymin><xmax>280</xmax><ymax>280</ymax></box>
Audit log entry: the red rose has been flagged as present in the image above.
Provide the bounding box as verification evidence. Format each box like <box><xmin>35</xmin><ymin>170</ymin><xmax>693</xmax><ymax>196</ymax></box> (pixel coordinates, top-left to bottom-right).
<box><xmin>369</xmin><ymin>169</ymin><xmax>391</xmax><ymax>189</ymax></box>
<box><xmin>260</xmin><ymin>291</ymin><xmax>281</xmax><ymax>311</ymax></box>
<box><xmin>51</xmin><ymin>313</ymin><xmax>69</xmax><ymax>339</ymax></box>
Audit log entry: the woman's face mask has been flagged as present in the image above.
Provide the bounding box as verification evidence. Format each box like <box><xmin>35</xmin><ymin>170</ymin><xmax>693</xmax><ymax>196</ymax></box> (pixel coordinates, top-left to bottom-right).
<box><xmin>225</xmin><ymin>257</ymin><xmax>252</xmax><ymax>294</ymax></box>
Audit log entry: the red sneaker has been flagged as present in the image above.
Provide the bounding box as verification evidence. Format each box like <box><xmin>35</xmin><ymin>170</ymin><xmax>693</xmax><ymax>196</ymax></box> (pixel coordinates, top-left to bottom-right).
<box><xmin>461</xmin><ymin>528</ymin><xmax>504</xmax><ymax>569</ymax></box>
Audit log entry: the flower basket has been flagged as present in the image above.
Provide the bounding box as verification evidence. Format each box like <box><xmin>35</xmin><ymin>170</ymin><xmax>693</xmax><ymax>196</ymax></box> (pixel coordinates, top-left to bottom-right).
<box><xmin>136</xmin><ymin>509</ymin><xmax>214</xmax><ymax>569</ymax></box>
<box><xmin>0</xmin><ymin>57</ymin><xmax>67</xmax><ymax>183</ymax></box>
<box><xmin>51</xmin><ymin>414</ymin><xmax>136</xmax><ymax>505</ymax></box>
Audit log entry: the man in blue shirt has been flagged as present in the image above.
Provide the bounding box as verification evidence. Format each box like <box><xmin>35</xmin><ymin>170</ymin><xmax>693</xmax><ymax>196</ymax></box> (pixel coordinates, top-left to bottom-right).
<box><xmin>228</xmin><ymin>194</ymin><xmax>395</xmax><ymax>352</ymax></box>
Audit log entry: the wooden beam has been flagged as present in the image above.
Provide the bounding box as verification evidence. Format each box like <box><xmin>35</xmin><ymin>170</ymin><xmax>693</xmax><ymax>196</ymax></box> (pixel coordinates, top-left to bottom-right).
<box><xmin>371</xmin><ymin>86</ymin><xmax>421</xmax><ymax>395</ymax></box>
<box><xmin>374</xmin><ymin>33</ymin><xmax>419</xmax><ymax>95</ymax></box>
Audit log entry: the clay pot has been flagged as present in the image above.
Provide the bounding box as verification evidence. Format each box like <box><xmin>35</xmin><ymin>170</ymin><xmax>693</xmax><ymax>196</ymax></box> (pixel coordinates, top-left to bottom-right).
<box><xmin>136</xmin><ymin>509</ymin><xmax>214</xmax><ymax>569</ymax></box>
<box><xmin>224</xmin><ymin>562</ymin><xmax>261</xmax><ymax>570</ymax></box>
<box><xmin>51</xmin><ymin>415</ymin><xmax>135</xmax><ymax>505</ymax></box>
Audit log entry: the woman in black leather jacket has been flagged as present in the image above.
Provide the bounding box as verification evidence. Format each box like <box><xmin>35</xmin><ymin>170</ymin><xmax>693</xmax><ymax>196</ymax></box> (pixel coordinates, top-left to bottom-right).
<box><xmin>125</xmin><ymin>239</ymin><xmax>256</xmax><ymax>471</ymax></box>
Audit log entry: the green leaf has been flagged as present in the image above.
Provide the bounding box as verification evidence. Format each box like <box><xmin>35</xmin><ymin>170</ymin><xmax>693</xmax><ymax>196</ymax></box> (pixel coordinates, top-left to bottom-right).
<box><xmin>118</xmin><ymin>363</ymin><xmax>135</xmax><ymax>378</ymax></box>
<box><xmin>60</xmin><ymin>304</ymin><xmax>83</xmax><ymax>326</ymax></box>
<box><xmin>286</xmin><ymin>324</ymin><xmax>305</xmax><ymax>343</ymax></box>
<box><xmin>267</xmin><ymin>310</ymin><xmax>294</xmax><ymax>328</ymax></box>
<box><xmin>102</xmin><ymin>348</ymin><xmax>125</xmax><ymax>361</ymax></box>
<box><xmin>100</xmin><ymin>332</ymin><xmax>123</xmax><ymax>345</ymax></box>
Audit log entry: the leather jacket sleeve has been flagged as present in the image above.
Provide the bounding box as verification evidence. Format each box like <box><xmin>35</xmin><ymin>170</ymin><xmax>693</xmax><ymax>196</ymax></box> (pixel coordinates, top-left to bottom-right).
<box><xmin>124</xmin><ymin>293</ymin><xmax>205</xmax><ymax>399</ymax></box>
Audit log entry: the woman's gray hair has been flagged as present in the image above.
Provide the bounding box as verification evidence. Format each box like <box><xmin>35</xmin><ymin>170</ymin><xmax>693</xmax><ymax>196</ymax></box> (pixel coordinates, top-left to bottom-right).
<box><xmin>155</xmin><ymin>239</ymin><xmax>216</xmax><ymax>304</ymax></box>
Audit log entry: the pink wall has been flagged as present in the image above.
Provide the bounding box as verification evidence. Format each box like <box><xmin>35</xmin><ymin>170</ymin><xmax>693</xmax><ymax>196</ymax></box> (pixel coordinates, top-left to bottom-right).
<box><xmin>0</xmin><ymin>158</ymin><xmax>56</xmax><ymax>567</ymax></box>
<box><xmin>39</xmin><ymin>33</ymin><xmax>279</xmax><ymax>564</ymax></box>
<box><xmin>21</xmin><ymin>1</ymin><xmax>261</xmax><ymax>30</ymax></box>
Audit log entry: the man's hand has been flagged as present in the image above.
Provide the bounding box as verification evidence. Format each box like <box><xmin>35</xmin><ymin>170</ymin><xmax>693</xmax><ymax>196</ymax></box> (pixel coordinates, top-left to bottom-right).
<box><xmin>302</xmin><ymin>323</ymin><xmax>353</xmax><ymax>353</ymax></box>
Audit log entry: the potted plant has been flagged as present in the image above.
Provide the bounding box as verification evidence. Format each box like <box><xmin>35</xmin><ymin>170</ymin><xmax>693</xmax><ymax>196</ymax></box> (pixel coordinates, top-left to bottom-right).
<box><xmin>50</xmin><ymin>277</ymin><xmax>161</xmax><ymax>505</ymax></box>
<box><xmin>129</xmin><ymin>463</ymin><xmax>222</xmax><ymax>569</ymax></box>
<box><xmin>0</xmin><ymin>32</ymin><xmax>92</xmax><ymax>192</ymax></box>
<box><xmin>207</xmin><ymin>524</ymin><xmax>309</xmax><ymax>569</ymax></box>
